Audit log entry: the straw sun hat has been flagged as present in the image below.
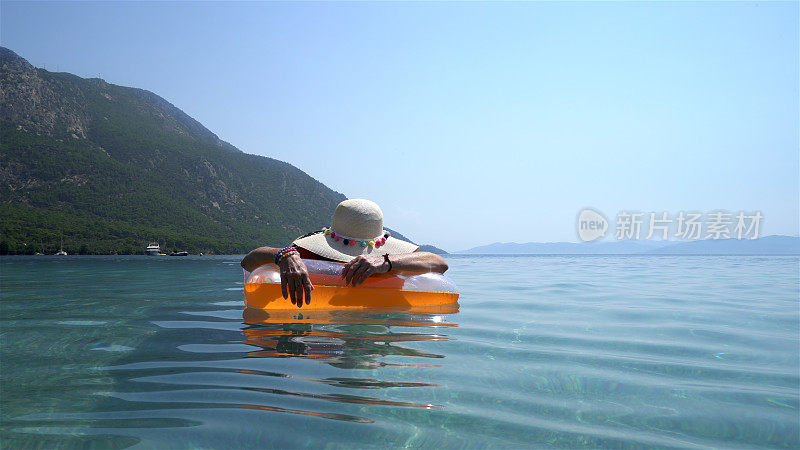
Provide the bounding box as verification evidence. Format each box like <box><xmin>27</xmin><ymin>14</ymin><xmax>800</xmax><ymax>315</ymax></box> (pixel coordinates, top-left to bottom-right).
<box><xmin>293</xmin><ymin>199</ymin><xmax>419</xmax><ymax>262</ymax></box>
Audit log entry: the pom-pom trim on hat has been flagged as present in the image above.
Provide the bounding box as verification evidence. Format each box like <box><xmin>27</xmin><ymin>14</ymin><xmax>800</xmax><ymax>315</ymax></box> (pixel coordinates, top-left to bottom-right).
<box><xmin>322</xmin><ymin>227</ymin><xmax>392</xmax><ymax>248</ymax></box>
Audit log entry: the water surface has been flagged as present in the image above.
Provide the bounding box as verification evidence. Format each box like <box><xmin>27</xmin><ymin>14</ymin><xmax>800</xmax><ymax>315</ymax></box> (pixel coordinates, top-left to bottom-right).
<box><xmin>1</xmin><ymin>255</ymin><xmax>797</xmax><ymax>448</ymax></box>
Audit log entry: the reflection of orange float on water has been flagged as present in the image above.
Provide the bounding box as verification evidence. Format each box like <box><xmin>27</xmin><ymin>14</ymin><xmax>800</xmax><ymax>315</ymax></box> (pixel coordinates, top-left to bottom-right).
<box><xmin>244</xmin><ymin>259</ymin><xmax>460</xmax><ymax>310</ymax></box>
<box><xmin>242</xmin><ymin>303</ymin><xmax>460</xmax><ymax>326</ymax></box>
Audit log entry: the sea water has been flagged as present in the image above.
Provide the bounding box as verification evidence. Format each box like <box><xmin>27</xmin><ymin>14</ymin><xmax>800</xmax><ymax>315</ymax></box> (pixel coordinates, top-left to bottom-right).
<box><xmin>1</xmin><ymin>255</ymin><xmax>797</xmax><ymax>448</ymax></box>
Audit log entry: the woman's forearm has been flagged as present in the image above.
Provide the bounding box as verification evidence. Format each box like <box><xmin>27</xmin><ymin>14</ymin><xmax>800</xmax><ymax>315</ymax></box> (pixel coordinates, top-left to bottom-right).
<box><xmin>242</xmin><ymin>248</ymin><xmax>448</xmax><ymax>274</ymax></box>
<box><xmin>387</xmin><ymin>252</ymin><xmax>448</xmax><ymax>274</ymax></box>
<box><xmin>241</xmin><ymin>246</ymin><xmax>280</xmax><ymax>272</ymax></box>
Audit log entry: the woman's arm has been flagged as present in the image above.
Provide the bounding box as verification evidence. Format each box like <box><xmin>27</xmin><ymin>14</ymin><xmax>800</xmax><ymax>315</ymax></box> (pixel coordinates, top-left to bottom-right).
<box><xmin>387</xmin><ymin>252</ymin><xmax>449</xmax><ymax>274</ymax></box>
<box><xmin>241</xmin><ymin>247</ymin><xmax>313</xmax><ymax>307</ymax></box>
<box><xmin>241</xmin><ymin>246</ymin><xmax>280</xmax><ymax>272</ymax></box>
<box><xmin>341</xmin><ymin>252</ymin><xmax>448</xmax><ymax>287</ymax></box>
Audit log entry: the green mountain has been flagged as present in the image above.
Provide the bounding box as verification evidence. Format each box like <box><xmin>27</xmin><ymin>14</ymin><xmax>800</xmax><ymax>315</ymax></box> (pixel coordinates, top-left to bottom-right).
<box><xmin>418</xmin><ymin>244</ymin><xmax>448</xmax><ymax>255</ymax></box>
<box><xmin>0</xmin><ymin>47</ymin><xmax>346</xmax><ymax>254</ymax></box>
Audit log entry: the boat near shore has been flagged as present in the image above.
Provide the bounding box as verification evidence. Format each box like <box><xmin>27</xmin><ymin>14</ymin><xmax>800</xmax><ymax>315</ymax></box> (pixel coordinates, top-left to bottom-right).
<box><xmin>145</xmin><ymin>243</ymin><xmax>166</xmax><ymax>256</ymax></box>
<box><xmin>147</xmin><ymin>242</ymin><xmax>188</xmax><ymax>256</ymax></box>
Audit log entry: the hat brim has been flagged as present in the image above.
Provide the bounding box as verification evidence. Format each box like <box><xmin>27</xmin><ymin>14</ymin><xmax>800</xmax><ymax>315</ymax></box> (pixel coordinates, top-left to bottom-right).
<box><xmin>293</xmin><ymin>233</ymin><xmax>419</xmax><ymax>263</ymax></box>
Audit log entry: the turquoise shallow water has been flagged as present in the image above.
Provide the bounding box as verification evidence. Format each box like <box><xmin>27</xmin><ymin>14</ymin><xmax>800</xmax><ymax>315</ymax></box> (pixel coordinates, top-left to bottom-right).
<box><xmin>1</xmin><ymin>255</ymin><xmax>798</xmax><ymax>448</ymax></box>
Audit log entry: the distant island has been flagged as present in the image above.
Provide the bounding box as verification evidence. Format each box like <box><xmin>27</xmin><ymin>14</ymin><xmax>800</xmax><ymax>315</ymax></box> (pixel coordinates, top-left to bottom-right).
<box><xmin>457</xmin><ymin>235</ymin><xmax>800</xmax><ymax>255</ymax></box>
<box><xmin>0</xmin><ymin>47</ymin><xmax>441</xmax><ymax>255</ymax></box>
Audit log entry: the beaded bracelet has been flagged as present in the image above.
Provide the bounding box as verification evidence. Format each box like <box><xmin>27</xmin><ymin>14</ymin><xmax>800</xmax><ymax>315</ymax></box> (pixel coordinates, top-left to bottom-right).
<box><xmin>274</xmin><ymin>245</ymin><xmax>299</xmax><ymax>265</ymax></box>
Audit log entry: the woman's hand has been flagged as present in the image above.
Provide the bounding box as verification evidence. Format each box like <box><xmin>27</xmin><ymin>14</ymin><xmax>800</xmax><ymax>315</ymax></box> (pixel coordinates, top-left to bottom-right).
<box><xmin>341</xmin><ymin>255</ymin><xmax>389</xmax><ymax>287</ymax></box>
<box><xmin>280</xmin><ymin>253</ymin><xmax>313</xmax><ymax>307</ymax></box>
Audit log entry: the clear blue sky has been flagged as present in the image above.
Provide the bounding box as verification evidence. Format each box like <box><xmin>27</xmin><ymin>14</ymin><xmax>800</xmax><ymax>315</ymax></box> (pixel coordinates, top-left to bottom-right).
<box><xmin>2</xmin><ymin>1</ymin><xmax>797</xmax><ymax>251</ymax></box>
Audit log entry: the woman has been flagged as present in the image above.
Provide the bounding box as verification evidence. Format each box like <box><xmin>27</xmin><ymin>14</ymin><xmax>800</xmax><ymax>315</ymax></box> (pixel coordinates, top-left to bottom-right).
<box><xmin>241</xmin><ymin>199</ymin><xmax>448</xmax><ymax>307</ymax></box>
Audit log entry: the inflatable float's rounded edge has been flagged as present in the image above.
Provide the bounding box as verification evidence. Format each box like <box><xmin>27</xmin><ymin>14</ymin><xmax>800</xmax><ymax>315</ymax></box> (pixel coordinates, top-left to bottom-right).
<box><xmin>243</xmin><ymin>259</ymin><xmax>459</xmax><ymax>310</ymax></box>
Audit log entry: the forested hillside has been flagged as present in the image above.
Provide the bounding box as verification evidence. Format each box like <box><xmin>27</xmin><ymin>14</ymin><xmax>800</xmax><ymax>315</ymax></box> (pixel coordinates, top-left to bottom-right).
<box><xmin>0</xmin><ymin>47</ymin><xmax>346</xmax><ymax>254</ymax></box>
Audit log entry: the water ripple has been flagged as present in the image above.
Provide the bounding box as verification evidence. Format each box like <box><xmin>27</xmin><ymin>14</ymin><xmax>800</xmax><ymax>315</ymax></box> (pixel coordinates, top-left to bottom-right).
<box><xmin>1</xmin><ymin>255</ymin><xmax>798</xmax><ymax>448</ymax></box>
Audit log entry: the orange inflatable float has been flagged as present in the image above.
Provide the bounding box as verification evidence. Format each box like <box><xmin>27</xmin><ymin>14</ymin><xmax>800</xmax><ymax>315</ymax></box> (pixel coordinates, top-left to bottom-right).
<box><xmin>244</xmin><ymin>259</ymin><xmax>460</xmax><ymax>310</ymax></box>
